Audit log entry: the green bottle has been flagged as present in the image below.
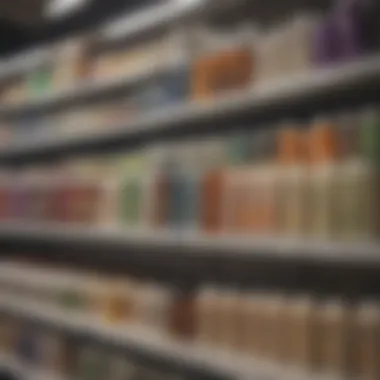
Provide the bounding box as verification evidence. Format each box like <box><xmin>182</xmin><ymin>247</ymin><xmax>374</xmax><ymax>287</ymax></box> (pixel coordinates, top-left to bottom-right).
<box><xmin>361</xmin><ymin>109</ymin><xmax>380</xmax><ymax>168</ymax></box>
<box><xmin>360</xmin><ymin>109</ymin><xmax>380</xmax><ymax>239</ymax></box>
<box><xmin>118</xmin><ymin>154</ymin><xmax>146</xmax><ymax>228</ymax></box>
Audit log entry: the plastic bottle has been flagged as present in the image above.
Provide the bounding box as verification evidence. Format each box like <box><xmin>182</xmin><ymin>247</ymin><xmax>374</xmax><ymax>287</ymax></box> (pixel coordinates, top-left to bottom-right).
<box><xmin>200</xmin><ymin>138</ymin><xmax>227</xmax><ymax>234</ymax></box>
<box><xmin>195</xmin><ymin>286</ymin><xmax>221</xmax><ymax>347</ymax></box>
<box><xmin>332</xmin><ymin>0</ymin><xmax>371</xmax><ymax>59</ymax></box>
<box><xmin>223</xmin><ymin>132</ymin><xmax>254</xmax><ymax>234</ymax></box>
<box><xmin>277</xmin><ymin>124</ymin><xmax>309</xmax><ymax>238</ymax></box>
<box><xmin>355</xmin><ymin>301</ymin><xmax>380</xmax><ymax>380</ymax></box>
<box><xmin>308</xmin><ymin>118</ymin><xmax>340</xmax><ymax>240</ymax></box>
<box><xmin>318</xmin><ymin>300</ymin><xmax>352</xmax><ymax>376</ymax></box>
<box><xmin>119</xmin><ymin>153</ymin><xmax>147</xmax><ymax>230</ymax></box>
<box><xmin>360</xmin><ymin>109</ymin><xmax>380</xmax><ymax>239</ymax></box>
<box><xmin>250</xmin><ymin>131</ymin><xmax>278</xmax><ymax>236</ymax></box>
<box><xmin>334</xmin><ymin>112</ymin><xmax>371</xmax><ymax>241</ymax></box>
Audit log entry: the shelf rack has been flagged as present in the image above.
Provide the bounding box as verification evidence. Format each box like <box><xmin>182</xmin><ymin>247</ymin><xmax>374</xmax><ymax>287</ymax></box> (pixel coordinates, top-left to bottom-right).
<box><xmin>0</xmin><ymin>48</ymin><xmax>54</xmax><ymax>85</ymax></box>
<box><xmin>0</xmin><ymin>0</ymin><xmax>203</xmax><ymax>87</ymax></box>
<box><xmin>0</xmin><ymin>223</ymin><xmax>378</xmax><ymax>267</ymax></box>
<box><xmin>0</xmin><ymin>354</ymin><xmax>58</xmax><ymax>380</ymax></box>
<box><xmin>1</xmin><ymin>54</ymin><xmax>380</xmax><ymax>164</ymax></box>
<box><xmin>1</xmin><ymin>2</ymin><xmax>379</xmax><ymax>380</ymax></box>
<box><xmin>0</xmin><ymin>60</ymin><xmax>182</xmax><ymax>119</ymax></box>
<box><xmin>0</xmin><ymin>293</ymin><xmax>333</xmax><ymax>380</ymax></box>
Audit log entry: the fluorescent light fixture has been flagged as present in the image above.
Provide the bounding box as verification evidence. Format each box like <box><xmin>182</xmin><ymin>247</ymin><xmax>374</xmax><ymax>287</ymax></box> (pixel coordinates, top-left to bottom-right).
<box><xmin>103</xmin><ymin>0</ymin><xmax>204</xmax><ymax>40</ymax></box>
<box><xmin>46</xmin><ymin>0</ymin><xmax>90</xmax><ymax>19</ymax></box>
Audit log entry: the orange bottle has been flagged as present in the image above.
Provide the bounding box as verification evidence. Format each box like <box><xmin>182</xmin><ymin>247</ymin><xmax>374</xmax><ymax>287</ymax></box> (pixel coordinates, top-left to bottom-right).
<box><xmin>192</xmin><ymin>48</ymin><xmax>254</xmax><ymax>100</ymax></box>
<box><xmin>201</xmin><ymin>169</ymin><xmax>225</xmax><ymax>233</ymax></box>
<box><xmin>200</xmin><ymin>139</ymin><xmax>227</xmax><ymax>234</ymax></box>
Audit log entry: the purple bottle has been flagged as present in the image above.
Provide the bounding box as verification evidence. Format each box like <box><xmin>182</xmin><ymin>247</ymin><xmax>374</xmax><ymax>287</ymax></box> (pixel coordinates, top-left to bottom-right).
<box><xmin>313</xmin><ymin>0</ymin><xmax>374</xmax><ymax>66</ymax></box>
<box><xmin>313</xmin><ymin>15</ymin><xmax>342</xmax><ymax>66</ymax></box>
<box><xmin>332</xmin><ymin>0</ymin><xmax>370</xmax><ymax>60</ymax></box>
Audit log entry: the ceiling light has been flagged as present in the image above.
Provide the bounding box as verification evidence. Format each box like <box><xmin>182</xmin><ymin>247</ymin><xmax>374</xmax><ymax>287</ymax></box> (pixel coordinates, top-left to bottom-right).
<box><xmin>45</xmin><ymin>0</ymin><xmax>90</xmax><ymax>19</ymax></box>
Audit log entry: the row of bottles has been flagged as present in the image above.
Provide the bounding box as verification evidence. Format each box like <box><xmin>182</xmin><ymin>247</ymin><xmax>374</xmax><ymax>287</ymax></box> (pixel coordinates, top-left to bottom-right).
<box><xmin>2</xmin><ymin>262</ymin><xmax>380</xmax><ymax>380</ymax></box>
<box><xmin>0</xmin><ymin>263</ymin><xmax>195</xmax><ymax>341</ymax></box>
<box><xmin>196</xmin><ymin>287</ymin><xmax>380</xmax><ymax>380</ymax></box>
<box><xmin>2</xmin><ymin>0</ymin><xmax>379</xmax><ymax>104</ymax></box>
<box><xmin>1</xmin><ymin>0</ymin><xmax>380</xmax><ymax>151</ymax></box>
<box><xmin>1</xmin><ymin>108</ymin><xmax>380</xmax><ymax>243</ymax></box>
<box><xmin>0</xmin><ymin>321</ymin><xmax>193</xmax><ymax>380</ymax></box>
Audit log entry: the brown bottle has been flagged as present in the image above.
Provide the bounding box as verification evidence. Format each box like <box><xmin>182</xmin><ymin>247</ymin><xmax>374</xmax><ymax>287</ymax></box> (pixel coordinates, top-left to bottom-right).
<box><xmin>169</xmin><ymin>290</ymin><xmax>195</xmax><ymax>341</ymax></box>
<box><xmin>318</xmin><ymin>300</ymin><xmax>352</xmax><ymax>376</ymax></box>
<box><xmin>192</xmin><ymin>48</ymin><xmax>254</xmax><ymax>100</ymax></box>
<box><xmin>195</xmin><ymin>287</ymin><xmax>219</xmax><ymax>346</ymax></box>
<box><xmin>245</xmin><ymin>294</ymin><xmax>262</xmax><ymax>357</ymax></box>
<box><xmin>288</xmin><ymin>297</ymin><xmax>318</xmax><ymax>371</ymax></box>
<box><xmin>200</xmin><ymin>139</ymin><xmax>227</xmax><ymax>234</ymax></box>
<box><xmin>354</xmin><ymin>302</ymin><xmax>380</xmax><ymax>380</ymax></box>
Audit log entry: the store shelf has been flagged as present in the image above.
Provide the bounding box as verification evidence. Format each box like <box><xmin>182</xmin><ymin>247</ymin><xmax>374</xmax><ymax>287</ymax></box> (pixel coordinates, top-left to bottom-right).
<box><xmin>0</xmin><ymin>48</ymin><xmax>53</xmax><ymax>84</ymax></box>
<box><xmin>1</xmin><ymin>54</ymin><xmax>380</xmax><ymax>164</ymax></box>
<box><xmin>0</xmin><ymin>0</ymin><xmax>201</xmax><ymax>86</ymax></box>
<box><xmin>0</xmin><ymin>295</ymin><xmax>309</xmax><ymax>380</ymax></box>
<box><xmin>0</xmin><ymin>354</ymin><xmax>63</xmax><ymax>380</ymax></box>
<box><xmin>0</xmin><ymin>223</ymin><xmax>379</xmax><ymax>266</ymax></box>
<box><xmin>0</xmin><ymin>61</ymin><xmax>183</xmax><ymax>119</ymax></box>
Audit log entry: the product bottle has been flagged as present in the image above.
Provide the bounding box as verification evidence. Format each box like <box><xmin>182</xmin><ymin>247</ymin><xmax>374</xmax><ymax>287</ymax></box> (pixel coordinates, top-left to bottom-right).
<box><xmin>95</xmin><ymin>156</ymin><xmax>122</xmax><ymax>229</ymax></box>
<box><xmin>355</xmin><ymin>302</ymin><xmax>380</xmax><ymax>380</ymax></box>
<box><xmin>200</xmin><ymin>138</ymin><xmax>227</xmax><ymax>234</ymax></box>
<box><xmin>169</xmin><ymin>289</ymin><xmax>195</xmax><ymax>341</ymax></box>
<box><xmin>167</xmin><ymin>144</ymin><xmax>200</xmax><ymax>232</ymax></box>
<box><xmin>181</xmin><ymin>142</ymin><xmax>202</xmax><ymax>234</ymax></box>
<box><xmin>251</xmin><ymin>131</ymin><xmax>278</xmax><ymax>236</ymax></box>
<box><xmin>360</xmin><ymin>109</ymin><xmax>380</xmax><ymax>239</ymax></box>
<box><xmin>217</xmin><ymin>288</ymin><xmax>240</xmax><ymax>352</ymax></box>
<box><xmin>223</xmin><ymin>132</ymin><xmax>254</xmax><ymax>235</ymax></box>
<box><xmin>277</xmin><ymin>124</ymin><xmax>309</xmax><ymax>238</ymax></box>
<box><xmin>195</xmin><ymin>286</ymin><xmax>218</xmax><ymax>346</ymax></box>
<box><xmin>245</xmin><ymin>293</ymin><xmax>263</xmax><ymax>357</ymax></box>
<box><xmin>146</xmin><ymin>145</ymin><xmax>171</xmax><ymax>231</ymax></box>
<box><xmin>319</xmin><ymin>300</ymin><xmax>352</xmax><ymax>376</ymax></box>
<box><xmin>308</xmin><ymin>119</ymin><xmax>340</xmax><ymax>240</ymax></box>
<box><xmin>312</xmin><ymin>15</ymin><xmax>342</xmax><ymax>66</ymax></box>
<box><xmin>262</xmin><ymin>295</ymin><xmax>285</xmax><ymax>363</ymax></box>
<box><xmin>191</xmin><ymin>24</ymin><xmax>255</xmax><ymax>100</ymax></box>
<box><xmin>0</xmin><ymin>172</ymin><xmax>9</xmax><ymax>220</ymax></box>
<box><xmin>332</xmin><ymin>0</ymin><xmax>372</xmax><ymax>59</ymax></box>
<box><xmin>119</xmin><ymin>154</ymin><xmax>146</xmax><ymax>230</ymax></box>
<box><xmin>287</xmin><ymin>15</ymin><xmax>318</xmax><ymax>75</ymax></box>
<box><xmin>335</xmin><ymin>112</ymin><xmax>371</xmax><ymax>241</ymax></box>
<box><xmin>288</xmin><ymin>296</ymin><xmax>316</xmax><ymax>371</ymax></box>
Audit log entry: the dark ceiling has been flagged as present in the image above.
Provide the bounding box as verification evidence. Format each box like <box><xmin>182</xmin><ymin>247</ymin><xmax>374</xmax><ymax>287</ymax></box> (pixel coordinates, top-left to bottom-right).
<box><xmin>0</xmin><ymin>0</ymin><xmax>159</xmax><ymax>56</ymax></box>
